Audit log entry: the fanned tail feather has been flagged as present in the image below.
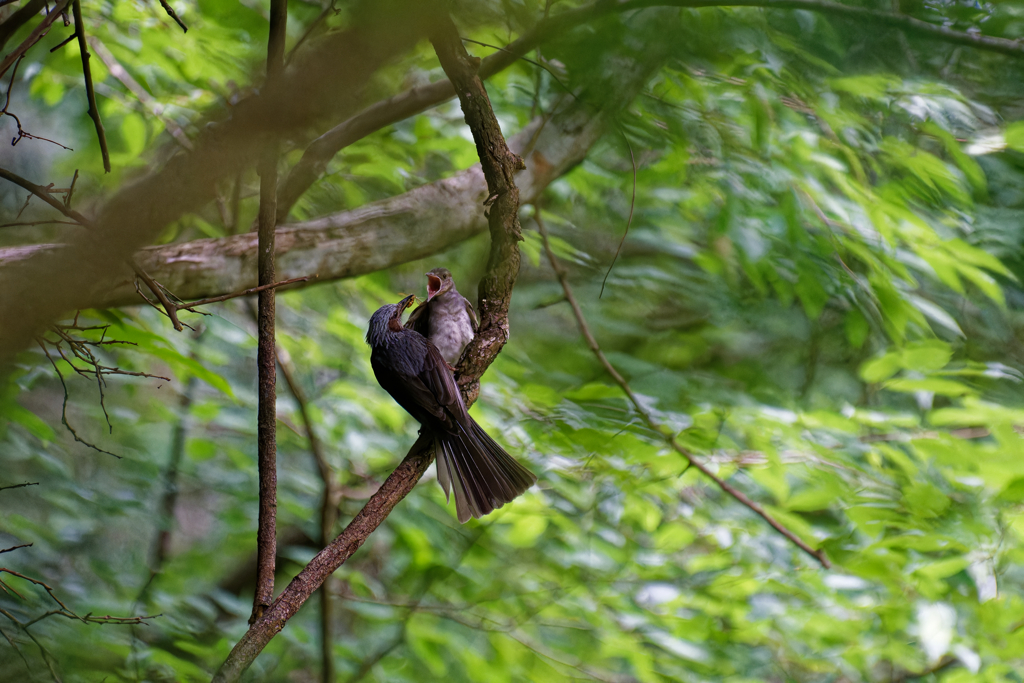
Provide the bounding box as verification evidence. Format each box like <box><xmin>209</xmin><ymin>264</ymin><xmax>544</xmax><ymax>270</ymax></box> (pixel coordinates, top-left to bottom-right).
<box><xmin>434</xmin><ymin>417</ymin><xmax>537</xmax><ymax>523</ymax></box>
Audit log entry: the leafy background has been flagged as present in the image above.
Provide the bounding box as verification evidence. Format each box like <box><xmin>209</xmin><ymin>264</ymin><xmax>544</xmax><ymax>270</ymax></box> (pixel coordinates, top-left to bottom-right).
<box><xmin>2</xmin><ymin>0</ymin><xmax>1024</xmax><ymax>681</ymax></box>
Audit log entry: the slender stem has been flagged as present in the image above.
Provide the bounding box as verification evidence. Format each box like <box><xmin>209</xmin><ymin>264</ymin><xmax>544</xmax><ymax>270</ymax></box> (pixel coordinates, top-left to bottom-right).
<box><xmin>535</xmin><ymin>210</ymin><xmax>831</xmax><ymax>569</ymax></box>
<box><xmin>72</xmin><ymin>0</ymin><xmax>110</xmax><ymax>173</ymax></box>
<box><xmin>178</xmin><ymin>275</ymin><xmax>312</xmax><ymax>311</ymax></box>
<box><xmin>250</xmin><ymin>0</ymin><xmax>288</xmax><ymax>626</ymax></box>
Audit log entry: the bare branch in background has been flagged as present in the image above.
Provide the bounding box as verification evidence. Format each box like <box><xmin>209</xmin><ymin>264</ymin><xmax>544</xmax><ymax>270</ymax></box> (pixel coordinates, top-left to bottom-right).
<box><xmin>34</xmin><ymin>321</ymin><xmax>170</xmax><ymax>458</ymax></box>
<box><xmin>535</xmin><ymin>209</ymin><xmax>831</xmax><ymax>569</ymax></box>
<box><xmin>88</xmin><ymin>37</ymin><xmax>193</xmax><ymax>151</ymax></box>
<box><xmin>0</xmin><ymin>167</ymin><xmax>185</xmax><ymax>329</ymax></box>
<box><xmin>0</xmin><ymin>562</ymin><xmax>159</xmax><ymax>678</ymax></box>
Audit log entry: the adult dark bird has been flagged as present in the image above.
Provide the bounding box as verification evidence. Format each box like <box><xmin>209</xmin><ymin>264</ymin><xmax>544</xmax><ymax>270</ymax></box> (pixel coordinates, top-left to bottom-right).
<box><xmin>405</xmin><ymin>267</ymin><xmax>478</xmax><ymax>366</ymax></box>
<box><xmin>367</xmin><ymin>295</ymin><xmax>536</xmax><ymax>522</ymax></box>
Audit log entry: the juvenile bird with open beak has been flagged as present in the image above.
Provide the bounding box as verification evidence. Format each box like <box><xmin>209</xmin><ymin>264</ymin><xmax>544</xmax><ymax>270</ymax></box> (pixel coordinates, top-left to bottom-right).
<box><xmin>367</xmin><ymin>295</ymin><xmax>536</xmax><ymax>522</ymax></box>
<box><xmin>405</xmin><ymin>267</ymin><xmax>478</xmax><ymax>366</ymax></box>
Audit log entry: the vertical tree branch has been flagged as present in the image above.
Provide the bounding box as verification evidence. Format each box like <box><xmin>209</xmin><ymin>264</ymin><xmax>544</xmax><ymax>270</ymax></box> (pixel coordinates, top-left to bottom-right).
<box><xmin>429</xmin><ymin>12</ymin><xmax>525</xmax><ymax>402</ymax></box>
<box><xmin>71</xmin><ymin>0</ymin><xmax>110</xmax><ymax>173</ymax></box>
<box><xmin>250</xmin><ymin>0</ymin><xmax>287</xmax><ymax>626</ymax></box>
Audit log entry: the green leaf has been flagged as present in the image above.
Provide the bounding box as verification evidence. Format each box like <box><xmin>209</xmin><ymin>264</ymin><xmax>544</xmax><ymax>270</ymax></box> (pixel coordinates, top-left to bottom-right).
<box><xmin>901</xmin><ymin>340</ymin><xmax>952</xmax><ymax>372</ymax></box>
<box><xmin>903</xmin><ymin>482</ymin><xmax>951</xmax><ymax>518</ymax></box>
<box><xmin>861</xmin><ymin>352</ymin><xmax>902</xmax><ymax>383</ymax></box>
<box><xmin>1004</xmin><ymin>120</ymin><xmax>1024</xmax><ymax>152</ymax></box>
<box><xmin>884</xmin><ymin>378</ymin><xmax>972</xmax><ymax>397</ymax></box>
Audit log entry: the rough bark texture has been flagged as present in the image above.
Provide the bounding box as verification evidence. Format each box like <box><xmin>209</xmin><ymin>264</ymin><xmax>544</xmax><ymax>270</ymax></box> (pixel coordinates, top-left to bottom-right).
<box><xmin>251</xmin><ymin>0</ymin><xmax>287</xmax><ymax>626</ymax></box>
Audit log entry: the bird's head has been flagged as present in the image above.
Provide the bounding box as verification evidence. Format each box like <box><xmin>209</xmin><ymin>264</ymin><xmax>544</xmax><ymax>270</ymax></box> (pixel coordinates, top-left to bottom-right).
<box><xmin>425</xmin><ymin>267</ymin><xmax>455</xmax><ymax>301</ymax></box>
<box><xmin>365</xmin><ymin>294</ymin><xmax>416</xmax><ymax>347</ymax></box>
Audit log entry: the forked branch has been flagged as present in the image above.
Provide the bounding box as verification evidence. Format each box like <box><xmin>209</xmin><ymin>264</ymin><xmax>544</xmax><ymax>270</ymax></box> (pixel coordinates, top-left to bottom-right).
<box><xmin>211</xmin><ymin>6</ymin><xmax>527</xmax><ymax>680</ymax></box>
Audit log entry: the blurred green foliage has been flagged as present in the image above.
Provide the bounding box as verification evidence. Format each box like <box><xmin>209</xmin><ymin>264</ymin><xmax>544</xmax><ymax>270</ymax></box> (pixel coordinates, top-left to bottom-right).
<box><xmin>3</xmin><ymin>0</ymin><xmax>1024</xmax><ymax>681</ymax></box>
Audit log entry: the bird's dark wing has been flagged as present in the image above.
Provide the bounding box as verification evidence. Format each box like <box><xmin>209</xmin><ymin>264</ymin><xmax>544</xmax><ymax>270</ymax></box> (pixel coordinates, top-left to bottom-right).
<box><xmin>371</xmin><ymin>337</ymin><xmax>465</xmax><ymax>429</ymax></box>
<box><xmin>404</xmin><ymin>301</ymin><xmax>430</xmax><ymax>335</ymax></box>
<box><xmin>462</xmin><ymin>295</ymin><xmax>479</xmax><ymax>332</ymax></box>
<box><xmin>419</xmin><ymin>341</ymin><xmax>464</xmax><ymax>421</ymax></box>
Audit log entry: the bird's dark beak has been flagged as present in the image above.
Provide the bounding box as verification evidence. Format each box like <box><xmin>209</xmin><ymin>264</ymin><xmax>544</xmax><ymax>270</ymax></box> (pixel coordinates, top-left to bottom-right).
<box><xmin>426</xmin><ymin>273</ymin><xmax>442</xmax><ymax>301</ymax></box>
<box><xmin>398</xmin><ymin>294</ymin><xmax>416</xmax><ymax>312</ymax></box>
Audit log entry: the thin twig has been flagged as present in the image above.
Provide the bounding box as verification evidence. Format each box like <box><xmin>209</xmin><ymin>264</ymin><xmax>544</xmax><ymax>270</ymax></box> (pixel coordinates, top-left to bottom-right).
<box><xmin>0</xmin><ymin>568</ymin><xmax>159</xmax><ymax>626</ymax></box>
<box><xmin>535</xmin><ymin>209</ymin><xmax>830</xmax><ymax>568</ymax></box>
<box><xmin>893</xmin><ymin>655</ymin><xmax>958</xmax><ymax>682</ymax></box>
<box><xmin>36</xmin><ymin>338</ymin><xmax>121</xmax><ymax>458</ymax></box>
<box><xmin>1</xmin><ymin>54</ymin><xmax>73</xmax><ymax>149</ymax></box>
<box><xmin>129</xmin><ymin>257</ymin><xmax>184</xmax><ymax>331</ymax></box>
<box><xmin>71</xmin><ymin>0</ymin><xmax>110</xmax><ymax>172</ymax></box>
<box><xmin>599</xmin><ymin>130</ymin><xmax>636</xmax><ymax>298</ymax></box>
<box><xmin>156</xmin><ymin>0</ymin><xmax>188</xmax><ymax>32</ymax></box>
<box><xmin>64</xmin><ymin>169</ymin><xmax>78</xmax><ymax>207</ymax></box>
<box><xmin>0</xmin><ymin>167</ymin><xmax>89</xmax><ymax>221</ymax></box>
<box><xmin>48</xmin><ymin>30</ymin><xmax>77</xmax><ymax>52</ymax></box>
<box><xmin>286</xmin><ymin>0</ymin><xmax>336</xmax><ymax>65</ymax></box>
<box><xmin>461</xmin><ymin>37</ymin><xmax>576</xmax><ymax>100</ymax></box>
<box><xmin>178</xmin><ymin>275</ymin><xmax>313</xmax><ymax>311</ymax></box>
<box><xmin>0</xmin><ymin>220</ymin><xmax>79</xmax><ymax>229</ymax></box>
<box><xmin>0</xmin><ymin>482</ymin><xmax>38</xmax><ymax>493</ymax></box>
<box><xmin>0</xmin><ymin>543</ymin><xmax>32</xmax><ymax>555</ymax></box>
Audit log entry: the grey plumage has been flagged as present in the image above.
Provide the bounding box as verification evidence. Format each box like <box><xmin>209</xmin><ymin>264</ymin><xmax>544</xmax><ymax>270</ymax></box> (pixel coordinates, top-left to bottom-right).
<box><xmin>367</xmin><ymin>295</ymin><xmax>536</xmax><ymax>522</ymax></box>
<box><xmin>406</xmin><ymin>267</ymin><xmax>478</xmax><ymax>365</ymax></box>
